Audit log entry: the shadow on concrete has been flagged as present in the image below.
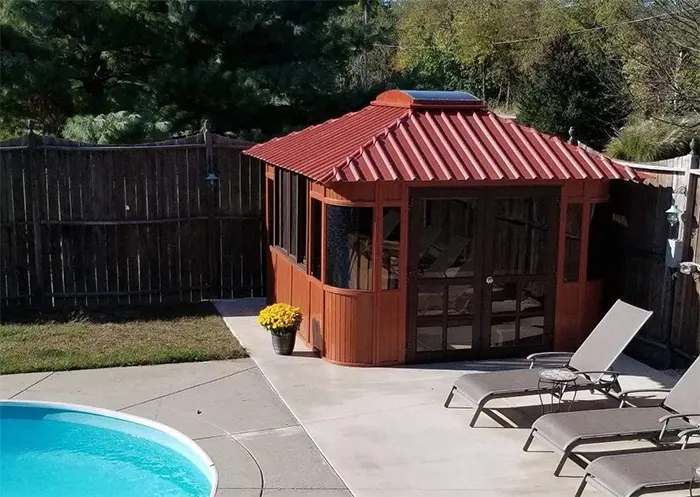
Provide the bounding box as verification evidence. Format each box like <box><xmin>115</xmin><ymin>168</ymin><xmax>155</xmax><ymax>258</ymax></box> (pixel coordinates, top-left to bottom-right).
<box><xmin>214</xmin><ymin>298</ymin><xmax>266</xmax><ymax>318</ymax></box>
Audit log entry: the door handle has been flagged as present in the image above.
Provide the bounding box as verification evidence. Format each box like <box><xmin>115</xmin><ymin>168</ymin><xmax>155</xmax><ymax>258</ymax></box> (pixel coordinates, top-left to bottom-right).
<box><xmin>486</xmin><ymin>276</ymin><xmax>494</xmax><ymax>285</ymax></box>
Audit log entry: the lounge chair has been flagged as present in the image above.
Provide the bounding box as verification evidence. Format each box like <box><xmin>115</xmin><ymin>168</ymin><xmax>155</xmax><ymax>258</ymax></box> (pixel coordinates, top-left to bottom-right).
<box><xmin>443</xmin><ymin>300</ymin><xmax>652</xmax><ymax>427</ymax></box>
<box><xmin>574</xmin><ymin>431</ymin><xmax>700</xmax><ymax>497</ymax></box>
<box><xmin>525</xmin><ymin>355</ymin><xmax>700</xmax><ymax>476</ymax></box>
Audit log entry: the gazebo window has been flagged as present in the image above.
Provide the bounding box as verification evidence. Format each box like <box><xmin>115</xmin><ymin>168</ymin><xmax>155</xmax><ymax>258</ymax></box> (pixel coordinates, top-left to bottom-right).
<box><xmin>326</xmin><ymin>205</ymin><xmax>373</xmax><ymax>290</ymax></box>
<box><xmin>564</xmin><ymin>203</ymin><xmax>582</xmax><ymax>282</ymax></box>
<box><xmin>310</xmin><ymin>198</ymin><xmax>322</xmax><ymax>280</ymax></box>
<box><xmin>587</xmin><ymin>202</ymin><xmax>612</xmax><ymax>281</ymax></box>
<box><xmin>273</xmin><ymin>169</ymin><xmax>307</xmax><ymax>265</ymax></box>
<box><xmin>382</xmin><ymin>207</ymin><xmax>401</xmax><ymax>289</ymax></box>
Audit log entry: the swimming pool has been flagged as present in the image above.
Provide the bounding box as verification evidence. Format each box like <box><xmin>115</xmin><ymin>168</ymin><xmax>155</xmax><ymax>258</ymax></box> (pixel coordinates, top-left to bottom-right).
<box><xmin>0</xmin><ymin>400</ymin><xmax>218</xmax><ymax>497</ymax></box>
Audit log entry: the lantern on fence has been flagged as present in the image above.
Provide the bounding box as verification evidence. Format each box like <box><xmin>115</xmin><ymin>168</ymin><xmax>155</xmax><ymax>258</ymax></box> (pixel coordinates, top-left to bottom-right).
<box><xmin>665</xmin><ymin>203</ymin><xmax>682</xmax><ymax>227</ymax></box>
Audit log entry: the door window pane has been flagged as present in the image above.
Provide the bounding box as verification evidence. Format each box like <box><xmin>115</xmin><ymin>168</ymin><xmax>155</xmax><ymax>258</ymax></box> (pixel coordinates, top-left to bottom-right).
<box><xmin>564</xmin><ymin>203</ymin><xmax>582</xmax><ymax>282</ymax></box>
<box><xmin>490</xmin><ymin>315</ymin><xmax>517</xmax><ymax>347</ymax></box>
<box><xmin>492</xmin><ymin>197</ymin><xmax>548</xmax><ymax>275</ymax></box>
<box><xmin>417</xmin><ymin>283</ymin><xmax>443</xmax><ymax>317</ymax></box>
<box><xmin>417</xmin><ymin>325</ymin><xmax>443</xmax><ymax>352</ymax></box>
<box><xmin>447</xmin><ymin>284</ymin><xmax>475</xmax><ymax>315</ymax></box>
<box><xmin>521</xmin><ymin>281</ymin><xmax>545</xmax><ymax>313</ymax></box>
<box><xmin>382</xmin><ymin>207</ymin><xmax>400</xmax><ymax>289</ymax></box>
<box><xmin>310</xmin><ymin>199</ymin><xmax>322</xmax><ymax>280</ymax></box>
<box><xmin>417</xmin><ymin>198</ymin><xmax>477</xmax><ymax>278</ymax></box>
<box><xmin>518</xmin><ymin>316</ymin><xmax>544</xmax><ymax>345</ymax></box>
<box><xmin>326</xmin><ymin>205</ymin><xmax>373</xmax><ymax>290</ymax></box>
<box><xmin>490</xmin><ymin>281</ymin><xmax>519</xmax><ymax>314</ymax></box>
<box><xmin>447</xmin><ymin>323</ymin><xmax>473</xmax><ymax>350</ymax></box>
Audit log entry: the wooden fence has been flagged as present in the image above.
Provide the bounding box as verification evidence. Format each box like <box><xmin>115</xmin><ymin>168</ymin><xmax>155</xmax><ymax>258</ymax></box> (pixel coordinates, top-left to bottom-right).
<box><xmin>607</xmin><ymin>151</ymin><xmax>700</xmax><ymax>369</ymax></box>
<box><xmin>0</xmin><ymin>130</ymin><xmax>266</xmax><ymax>310</ymax></box>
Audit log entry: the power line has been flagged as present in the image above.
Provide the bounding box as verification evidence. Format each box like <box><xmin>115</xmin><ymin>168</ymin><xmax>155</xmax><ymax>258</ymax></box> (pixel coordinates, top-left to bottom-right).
<box><xmin>492</xmin><ymin>5</ymin><xmax>700</xmax><ymax>46</ymax></box>
<box><xmin>375</xmin><ymin>5</ymin><xmax>700</xmax><ymax>51</ymax></box>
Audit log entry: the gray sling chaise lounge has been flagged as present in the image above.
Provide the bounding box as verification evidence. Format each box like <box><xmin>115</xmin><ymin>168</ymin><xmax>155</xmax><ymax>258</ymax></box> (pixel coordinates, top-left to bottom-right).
<box><xmin>525</xmin><ymin>355</ymin><xmax>700</xmax><ymax>476</ymax></box>
<box><xmin>444</xmin><ymin>300</ymin><xmax>652</xmax><ymax>427</ymax></box>
<box><xmin>574</xmin><ymin>438</ymin><xmax>700</xmax><ymax>497</ymax></box>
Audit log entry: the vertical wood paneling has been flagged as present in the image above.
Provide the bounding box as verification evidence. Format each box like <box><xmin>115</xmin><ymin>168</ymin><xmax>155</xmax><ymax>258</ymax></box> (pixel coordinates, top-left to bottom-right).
<box><xmin>324</xmin><ymin>289</ymin><xmax>374</xmax><ymax>365</ymax></box>
<box><xmin>375</xmin><ymin>292</ymin><xmax>403</xmax><ymax>364</ymax></box>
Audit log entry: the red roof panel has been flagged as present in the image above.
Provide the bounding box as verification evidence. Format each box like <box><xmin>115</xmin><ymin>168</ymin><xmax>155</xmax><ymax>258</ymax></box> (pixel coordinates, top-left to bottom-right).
<box><xmin>245</xmin><ymin>91</ymin><xmax>640</xmax><ymax>184</ymax></box>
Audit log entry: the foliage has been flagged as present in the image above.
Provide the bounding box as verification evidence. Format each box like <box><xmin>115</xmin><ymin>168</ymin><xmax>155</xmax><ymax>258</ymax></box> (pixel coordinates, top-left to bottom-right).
<box><xmin>0</xmin><ymin>0</ymin><xmax>395</xmax><ymax>140</ymax></box>
<box><xmin>605</xmin><ymin>116</ymin><xmax>698</xmax><ymax>162</ymax></box>
<box><xmin>258</xmin><ymin>303</ymin><xmax>303</xmax><ymax>333</ymax></box>
<box><xmin>517</xmin><ymin>34</ymin><xmax>630</xmax><ymax>149</ymax></box>
<box><xmin>62</xmin><ymin>111</ymin><xmax>173</xmax><ymax>144</ymax></box>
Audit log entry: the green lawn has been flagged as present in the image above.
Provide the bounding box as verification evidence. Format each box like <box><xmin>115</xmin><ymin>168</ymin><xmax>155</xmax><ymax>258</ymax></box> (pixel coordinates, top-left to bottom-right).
<box><xmin>0</xmin><ymin>302</ymin><xmax>247</xmax><ymax>375</ymax></box>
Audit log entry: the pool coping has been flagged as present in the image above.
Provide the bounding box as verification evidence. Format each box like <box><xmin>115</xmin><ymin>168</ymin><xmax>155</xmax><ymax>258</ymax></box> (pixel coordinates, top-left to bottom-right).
<box><xmin>0</xmin><ymin>399</ymin><xmax>219</xmax><ymax>497</ymax></box>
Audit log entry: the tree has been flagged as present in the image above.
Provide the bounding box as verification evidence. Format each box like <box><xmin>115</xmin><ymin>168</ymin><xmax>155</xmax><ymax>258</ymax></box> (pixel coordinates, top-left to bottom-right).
<box><xmin>62</xmin><ymin>111</ymin><xmax>172</xmax><ymax>144</ymax></box>
<box><xmin>517</xmin><ymin>33</ymin><xmax>630</xmax><ymax>149</ymax></box>
<box><xmin>0</xmin><ymin>0</ymin><xmax>395</xmax><ymax>140</ymax></box>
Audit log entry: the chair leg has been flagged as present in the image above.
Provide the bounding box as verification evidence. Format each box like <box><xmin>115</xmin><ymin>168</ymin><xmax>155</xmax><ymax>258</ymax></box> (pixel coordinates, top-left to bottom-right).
<box><xmin>469</xmin><ymin>403</ymin><xmax>484</xmax><ymax>427</ymax></box>
<box><xmin>522</xmin><ymin>428</ymin><xmax>536</xmax><ymax>452</ymax></box>
<box><xmin>574</xmin><ymin>475</ymin><xmax>589</xmax><ymax>497</ymax></box>
<box><xmin>444</xmin><ymin>386</ymin><xmax>456</xmax><ymax>408</ymax></box>
<box><xmin>553</xmin><ymin>447</ymin><xmax>572</xmax><ymax>476</ymax></box>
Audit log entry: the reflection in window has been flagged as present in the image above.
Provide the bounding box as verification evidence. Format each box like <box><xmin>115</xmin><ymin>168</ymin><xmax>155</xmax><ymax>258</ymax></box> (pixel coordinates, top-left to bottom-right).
<box><xmin>382</xmin><ymin>207</ymin><xmax>400</xmax><ymax>289</ymax></box>
<box><xmin>492</xmin><ymin>197</ymin><xmax>548</xmax><ymax>276</ymax></box>
<box><xmin>588</xmin><ymin>202</ymin><xmax>612</xmax><ymax>281</ymax></box>
<box><xmin>267</xmin><ymin>178</ymin><xmax>275</xmax><ymax>246</ymax></box>
<box><xmin>325</xmin><ymin>205</ymin><xmax>373</xmax><ymax>290</ymax></box>
<box><xmin>417</xmin><ymin>198</ymin><xmax>477</xmax><ymax>278</ymax></box>
<box><xmin>564</xmin><ymin>203</ymin><xmax>582</xmax><ymax>282</ymax></box>
<box><xmin>310</xmin><ymin>199</ymin><xmax>322</xmax><ymax>280</ymax></box>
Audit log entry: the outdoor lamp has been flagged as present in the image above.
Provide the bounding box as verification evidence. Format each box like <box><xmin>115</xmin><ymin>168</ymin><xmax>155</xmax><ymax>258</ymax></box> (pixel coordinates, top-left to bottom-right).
<box><xmin>205</xmin><ymin>168</ymin><xmax>219</xmax><ymax>186</ymax></box>
<box><xmin>665</xmin><ymin>204</ymin><xmax>682</xmax><ymax>227</ymax></box>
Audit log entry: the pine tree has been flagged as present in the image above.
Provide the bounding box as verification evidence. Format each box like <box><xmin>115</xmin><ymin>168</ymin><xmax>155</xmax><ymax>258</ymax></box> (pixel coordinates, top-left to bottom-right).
<box><xmin>517</xmin><ymin>34</ymin><xmax>630</xmax><ymax>150</ymax></box>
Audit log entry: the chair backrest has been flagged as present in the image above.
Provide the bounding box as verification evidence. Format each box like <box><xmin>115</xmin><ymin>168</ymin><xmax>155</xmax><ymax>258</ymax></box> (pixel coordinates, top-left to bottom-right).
<box><xmin>664</xmin><ymin>355</ymin><xmax>700</xmax><ymax>415</ymax></box>
<box><xmin>568</xmin><ymin>300</ymin><xmax>653</xmax><ymax>381</ymax></box>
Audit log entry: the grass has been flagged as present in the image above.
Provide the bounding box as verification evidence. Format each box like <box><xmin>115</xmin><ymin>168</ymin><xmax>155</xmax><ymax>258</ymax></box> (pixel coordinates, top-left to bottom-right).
<box><xmin>0</xmin><ymin>302</ymin><xmax>247</xmax><ymax>375</ymax></box>
<box><xmin>605</xmin><ymin>115</ymin><xmax>698</xmax><ymax>162</ymax></box>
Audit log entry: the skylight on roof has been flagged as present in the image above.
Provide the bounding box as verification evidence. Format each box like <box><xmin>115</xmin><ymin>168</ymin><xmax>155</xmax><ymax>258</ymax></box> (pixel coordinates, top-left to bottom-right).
<box><xmin>403</xmin><ymin>90</ymin><xmax>481</xmax><ymax>103</ymax></box>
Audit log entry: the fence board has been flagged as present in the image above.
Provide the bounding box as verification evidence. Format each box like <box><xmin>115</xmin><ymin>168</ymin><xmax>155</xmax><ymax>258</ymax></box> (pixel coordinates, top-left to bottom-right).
<box><xmin>1</xmin><ymin>132</ymin><xmax>263</xmax><ymax>312</ymax></box>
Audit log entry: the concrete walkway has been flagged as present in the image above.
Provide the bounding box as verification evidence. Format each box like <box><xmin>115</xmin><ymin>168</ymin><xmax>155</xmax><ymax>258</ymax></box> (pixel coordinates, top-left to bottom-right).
<box><xmin>216</xmin><ymin>299</ymin><xmax>687</xmax><ymax>497</ymax></box>
<box><xmin>0</xmin><ymin>359</ymin><xmax>350</xmax><ymax>497</ymax></box>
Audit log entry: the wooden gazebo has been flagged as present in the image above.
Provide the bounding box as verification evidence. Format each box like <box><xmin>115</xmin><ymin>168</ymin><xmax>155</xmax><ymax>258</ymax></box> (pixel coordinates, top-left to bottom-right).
<box><xmin>245</xmin><ymin>90</ymin><xmax>639</xmax><ymax>366</ymax></box>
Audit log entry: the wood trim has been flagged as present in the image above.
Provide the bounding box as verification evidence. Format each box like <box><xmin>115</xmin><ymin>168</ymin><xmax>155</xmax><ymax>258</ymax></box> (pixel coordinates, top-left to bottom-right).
<box><xmin>323</xmin><ymin>197</ymin><xmax>375</xmax><ymax>207</ymax></box>
<box><xmin>323</xmin><ymin>284</ymin><xmax>373</xmax><ymax>296</ymax></box>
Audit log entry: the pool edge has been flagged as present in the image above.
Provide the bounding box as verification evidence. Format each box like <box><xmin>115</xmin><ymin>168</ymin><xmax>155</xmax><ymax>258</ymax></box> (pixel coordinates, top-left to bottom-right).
<box><xmin>0</xmin><ymin>399</ymin><xmax>219</xmax><ymax>497</ymax></box>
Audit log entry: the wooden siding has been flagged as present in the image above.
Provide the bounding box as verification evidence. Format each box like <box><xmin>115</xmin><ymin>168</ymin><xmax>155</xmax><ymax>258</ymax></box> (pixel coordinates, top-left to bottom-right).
<box><xmin>324</xmin><ymin>287</ymin><xmax>374</xmax><ymax>365</ymax></box>
<box><xmin>375</xmin><ymin>291</ymin><xmax>404</xmax><ymax>364</ymax></box>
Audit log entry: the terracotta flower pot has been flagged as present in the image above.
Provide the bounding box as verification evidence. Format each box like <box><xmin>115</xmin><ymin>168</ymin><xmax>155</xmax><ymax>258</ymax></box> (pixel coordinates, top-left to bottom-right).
<box><xmin>270</xmin><ymin>328</ymin><xmax>297</xmax><ymax>355</ymax></box>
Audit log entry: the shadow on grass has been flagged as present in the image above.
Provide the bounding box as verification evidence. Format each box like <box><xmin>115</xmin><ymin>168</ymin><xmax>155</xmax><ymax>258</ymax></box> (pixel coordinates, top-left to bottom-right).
<box><xmin>1</xmin><ymin>301</ymin><xmax>225</xmax><ymax>325</ymax></box>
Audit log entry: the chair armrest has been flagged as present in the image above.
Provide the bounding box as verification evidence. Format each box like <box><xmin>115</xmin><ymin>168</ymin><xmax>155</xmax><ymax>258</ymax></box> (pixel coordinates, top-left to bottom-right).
<box><xmin>527</xmin><ymin>352</ymin><xmax>573</xmax><ymax>369</ymax></box>
<box><xmin>658</xmin><ymin>413</ymin><xmax>700</xmax><ymax>440</ymax></box>
<box><xmin>679</xmin><ymin>427</ymin><xmax>700</xmax><ymax>449</ymax></box>
<box><xmin>618</xmin><ymin>388</ymin><xmax>671</xmax><ymax>408</ymax></box>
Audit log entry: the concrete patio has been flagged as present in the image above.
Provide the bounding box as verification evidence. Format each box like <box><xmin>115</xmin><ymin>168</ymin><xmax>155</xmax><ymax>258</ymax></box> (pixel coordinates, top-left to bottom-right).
<box><xmin>216</xmin><ymin>298</ymin><xmax>692</xmax><ymax>497</ymax></box>
<box><xmin>0</xmin><ymin>358</ymin><xmax>350</xmax><ymax>496</ymax></box>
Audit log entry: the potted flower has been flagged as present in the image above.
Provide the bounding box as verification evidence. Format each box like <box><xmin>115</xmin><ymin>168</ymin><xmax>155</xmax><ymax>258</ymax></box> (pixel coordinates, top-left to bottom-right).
<box><xmin>257</xmin><ymin>303</ymin><xmax>303</xmax><ymax>355</ymax></box>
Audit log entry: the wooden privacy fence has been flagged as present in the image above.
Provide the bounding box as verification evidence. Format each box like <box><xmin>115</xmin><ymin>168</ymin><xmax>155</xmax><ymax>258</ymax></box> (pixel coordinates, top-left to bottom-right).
<box><xmin>607</xmin><ymin>149</ymin><xmax>700</xmax><ymax>369</ymax></box>
<box><xmin>0</xmin><ymin>129</ymin><xmax>266</xmax><ymax>310</ymax></box>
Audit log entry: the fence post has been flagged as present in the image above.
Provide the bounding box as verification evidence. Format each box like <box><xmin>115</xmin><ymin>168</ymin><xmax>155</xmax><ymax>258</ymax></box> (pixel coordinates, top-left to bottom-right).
<box><xmin>27</xmin><ymin>122</ymin><xmax>45</xmax><ymax>307</ymax></box>
<box><xmin>204</xmin><ymin>122</ymin><xmax>220</xmax><ymax>299</ymax></box>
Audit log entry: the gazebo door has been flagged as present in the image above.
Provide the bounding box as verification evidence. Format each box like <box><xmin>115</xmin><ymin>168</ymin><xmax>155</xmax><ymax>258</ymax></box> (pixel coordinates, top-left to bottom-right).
<box><xmin>407</xmin><ymin>187</ymin><xmax>559</xmax><ymax>362</ymax></box>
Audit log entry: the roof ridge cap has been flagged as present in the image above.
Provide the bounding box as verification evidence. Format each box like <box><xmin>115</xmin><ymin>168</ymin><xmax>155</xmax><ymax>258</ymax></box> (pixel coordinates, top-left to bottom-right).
<box><xmin>320</xmin><ymin>108</ymin><xmax>412</xmax><ymax>183</ymax></box>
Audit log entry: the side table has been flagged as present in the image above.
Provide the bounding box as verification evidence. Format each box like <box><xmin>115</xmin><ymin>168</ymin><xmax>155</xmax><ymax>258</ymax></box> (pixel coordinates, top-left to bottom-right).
<box><xmin>537</xmin><ymin>368</ymin><xmax>578</xmax><ymax>414</ymax></box>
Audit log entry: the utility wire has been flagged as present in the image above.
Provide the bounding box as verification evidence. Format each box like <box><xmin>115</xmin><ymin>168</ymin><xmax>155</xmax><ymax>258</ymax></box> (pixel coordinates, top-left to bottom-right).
<box><xmin>375</xmin><ymin>4</ymin><xmax>700</xmax><ymax>50</ymax></box>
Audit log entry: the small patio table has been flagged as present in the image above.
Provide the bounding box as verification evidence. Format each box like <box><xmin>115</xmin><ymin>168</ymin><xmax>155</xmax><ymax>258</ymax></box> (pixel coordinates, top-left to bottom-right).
<box><xmin>537</xmin><ymin>368</ymin><xmax>578</xmax><ymax>414</ymax></box>
<box><xmin>690</xmin><ymin>466</ymin><xmax>700</xmax><ymax>496</ymax></box>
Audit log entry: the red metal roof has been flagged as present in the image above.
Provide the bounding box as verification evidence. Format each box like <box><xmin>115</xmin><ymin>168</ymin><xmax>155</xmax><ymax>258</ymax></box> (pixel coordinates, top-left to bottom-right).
<box><xmin>245</xmin><ymin>91</ymin><xmax>640</xmax><ymax>184</ymax></box>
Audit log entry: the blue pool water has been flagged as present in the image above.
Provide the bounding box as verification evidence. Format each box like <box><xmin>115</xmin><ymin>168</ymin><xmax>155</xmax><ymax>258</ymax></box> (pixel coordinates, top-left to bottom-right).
<box><xmin>0</xmin><ymin>401</ymin><xmax>215</xmax><ymax>497</ymax></box>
